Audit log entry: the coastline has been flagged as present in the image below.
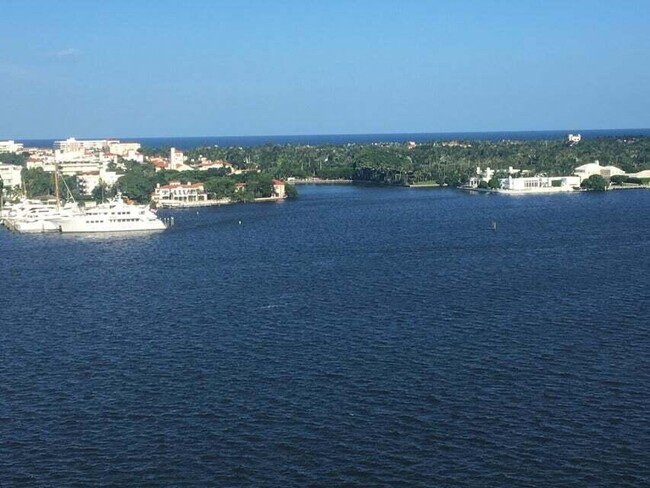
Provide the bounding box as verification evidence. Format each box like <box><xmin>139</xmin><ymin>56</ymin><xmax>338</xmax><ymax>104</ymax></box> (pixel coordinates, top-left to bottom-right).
<box><xmin>289</xmin><ymin>178</ymin><xmax>352</xmax><ymax>185</ymax></box>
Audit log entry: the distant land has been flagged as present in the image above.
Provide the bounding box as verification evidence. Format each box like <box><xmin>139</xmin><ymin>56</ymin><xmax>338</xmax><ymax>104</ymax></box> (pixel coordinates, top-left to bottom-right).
<box><xmin>16</xmin><ymin>128</ymin><xmax>650</xmax><ymax>150</ymax></box>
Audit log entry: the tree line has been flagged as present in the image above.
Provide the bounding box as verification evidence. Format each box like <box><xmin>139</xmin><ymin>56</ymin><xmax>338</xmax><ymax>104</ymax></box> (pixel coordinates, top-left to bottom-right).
<box><xmin>9</xmin><ymin>136</ymin><xmax>650</xmax><ymax>201</ymax></box>
<box><xmin>178</xmin><ymin>136</ymin><xmax>650</xmax><ymax>186</ymax></box>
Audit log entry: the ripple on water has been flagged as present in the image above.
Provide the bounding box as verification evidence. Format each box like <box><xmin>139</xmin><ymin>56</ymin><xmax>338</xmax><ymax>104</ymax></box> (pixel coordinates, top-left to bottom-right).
<box><xmin>1</xmin><ymin>187</ymin><xmax>649</xmax><ymax>486</ymax></box>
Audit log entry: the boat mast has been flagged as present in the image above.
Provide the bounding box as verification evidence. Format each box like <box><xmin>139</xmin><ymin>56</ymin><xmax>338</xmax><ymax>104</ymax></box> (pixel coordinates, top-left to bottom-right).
<box><xmin>54</xmin><ymin>163</ymin><xmax>60</xmax><ymax>210</ymax></box>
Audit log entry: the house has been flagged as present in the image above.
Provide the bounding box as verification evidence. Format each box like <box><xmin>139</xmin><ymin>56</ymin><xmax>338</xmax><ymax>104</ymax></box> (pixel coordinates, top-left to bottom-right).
<box><xmin>151</xmin><ymin>181</ymin><xmax>208</xmax><ymax>207</ymax></box>
<box><xmin>169</xmin><ymin>148</ymin><xmax>193</xmax><ymax>171</ymax></box>
<box><xmin>198</xmin><ymin>159</ymin><xmax>232</xmax><ymax>172</ymax></box>
<box><xmin>0</xmin><ymin>162</ymin><xmax>23</xmax><ymax>189</ymax></box>
<box><xmin>499</xmin><ymin>175</ymin><xmax>581</xmax><ymax>193</ymax></box>
<box><xmin>273</xmin><ymin>179</ymin><xmax>286</xmax><ymax>198</ymax></box>
<box><xmin>568</xmin><ymin>133</ymin><xmax>582</xmax><ymax>144</ymax></box>
<box><xmin>0</xmin><ymin>140</ymin><xmax>24</xmax><ymax>153</ymax></box>
<box><xmin>151</xmin><ymin>158</ymin><xmax>169</xmax><ymax>172</ymax></box>
<box><xmin>574</xmin><ymin>161</ymin><xmax>625</xmax><ymax>181</ymax></box>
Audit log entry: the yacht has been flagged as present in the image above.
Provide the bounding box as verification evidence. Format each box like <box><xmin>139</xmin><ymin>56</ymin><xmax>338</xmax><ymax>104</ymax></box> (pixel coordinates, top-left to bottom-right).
<box><xmin>58</xmin><ymin>193</ymin><xmax>167</xmax><ymax>233</ymax></box>
<box><xmin>11</xmin><ymin>202</ymin><xmax>82</xmax><ymax>233</ymax></box>
<box><xmin>2</xmin><ymin>198</ymin><xmax>57</xmax><ymax>231</ymax></box>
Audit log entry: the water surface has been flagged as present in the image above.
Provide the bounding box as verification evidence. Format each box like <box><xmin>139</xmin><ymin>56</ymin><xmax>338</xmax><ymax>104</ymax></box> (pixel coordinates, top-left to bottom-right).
<box><xmin>1</xmin><ymin>187</ymin><xmax>649</xmax><ymax>486</ymax></box>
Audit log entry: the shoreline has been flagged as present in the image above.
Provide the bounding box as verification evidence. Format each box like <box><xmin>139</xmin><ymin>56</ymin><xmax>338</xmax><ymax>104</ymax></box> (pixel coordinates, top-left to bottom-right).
<box><xmin>289</xmin><ymin>178</ymin><xmax>352</xmax><ymax>185</ymax></box>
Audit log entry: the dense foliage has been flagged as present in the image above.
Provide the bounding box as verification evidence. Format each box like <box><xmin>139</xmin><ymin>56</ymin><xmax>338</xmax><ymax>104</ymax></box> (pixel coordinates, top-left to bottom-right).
<box><xmin>16</xmin><ymin>135</ymin><xmax>649</xmax><ymax>202</ymax></box>
<box><xmin>178</xmin><ymin>136</ymin><xmax>650</xmax><ymax>187</ymax></box>
<box><xmin>0</xmin><ymin>152</ymin><xmax>29</xmax><ymax>166</ymax></box>
<box><xmin>20</xmin><ymin>168</ymin><xmax>84</xmax><ymax>200</ymax></box>
<box><xmin>111</xmin><ymin>161</ymin><xmax>282</xmax><ymax>203</ymax></box>
<box><xmin>581</xmin><ymin>174</ymin><xmax>608</xmax><ymax>191</ymax></box>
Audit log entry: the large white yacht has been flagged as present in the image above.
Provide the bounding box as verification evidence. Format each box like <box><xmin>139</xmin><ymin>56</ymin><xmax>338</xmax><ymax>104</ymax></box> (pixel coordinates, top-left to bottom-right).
<box><xmin>58</xmin><ymin>193</ymin><xmax>167</xmax><ymax>233</ymax></box>
<box><xmin>11</xmin><ymin>202</ymin><xmax>82</xmax><ymax>233</ymax></box>
<box><xmin>2</xmin><ymin>198</ymin><xmax>51</xmax><ymax>224</ymax></box>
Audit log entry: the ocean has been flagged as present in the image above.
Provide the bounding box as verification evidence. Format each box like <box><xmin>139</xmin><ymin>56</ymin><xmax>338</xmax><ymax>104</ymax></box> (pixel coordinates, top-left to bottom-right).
<box><xmin>18</xmin><ymin>128</ymin><xmax>650</xmax><ymax>150</ymax></box>
<box><xmin>1</xmin><ymin>186</ymin><xmax>649</xmax><ymax>486</ymax></box>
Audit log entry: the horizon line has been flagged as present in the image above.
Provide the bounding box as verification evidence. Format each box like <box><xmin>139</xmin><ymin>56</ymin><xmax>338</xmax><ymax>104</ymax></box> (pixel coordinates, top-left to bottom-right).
<box><xmin>11</xmin><ymin>127</ymin><xmax>650</xmax><ymax>142</ymax></box>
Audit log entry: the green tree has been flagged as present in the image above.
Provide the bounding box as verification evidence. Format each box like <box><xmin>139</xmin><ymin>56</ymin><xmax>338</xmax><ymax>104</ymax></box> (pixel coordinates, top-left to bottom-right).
<box><xmin>91</xmin><ymin>181</ymin><xmax>116</xmax><ymax>203</ymax></box>
<box><xmin>487</xmin><ymin>176</ymin><xmax>501</xmax><ymax>189</ymax></box>
<box><xmin>116</xmin><ymin>162</ymin><xmax>157</xmax><ymax>202</ymax></box>
<box><xmin>204</xmin><ymin>177</ymin><xmax>236</xmax><ymax>199</ymax></box>
<box><xmin>284</xmin><ymin>183</ymin><xmax>298</xmax><ymax>199</ymax></box>
<box><xmin>243</xmin><ymin>173</ymin><xmax>274</xmax><ymax>198</ymax></box>
<box><xmin>581</xmin><ymin>174</ymin><xmax>608</xmax><ymax>191</ymax></box>
<box><xmin>0</xmin><ymin>152</ymin><xmax>28</xmax><ymax>166</ymax></box>
<box><xmin>21</xmin><ymin>167</ymin><xmax>53</xmax><ymax>197</ymax></box>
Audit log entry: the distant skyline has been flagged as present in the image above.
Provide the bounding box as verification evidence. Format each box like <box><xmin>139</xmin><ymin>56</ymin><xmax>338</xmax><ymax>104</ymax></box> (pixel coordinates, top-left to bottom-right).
<box><xmin>1</xmin><ymin>0</ymin><xmax>649</xmax><ymax>139</ymax></box>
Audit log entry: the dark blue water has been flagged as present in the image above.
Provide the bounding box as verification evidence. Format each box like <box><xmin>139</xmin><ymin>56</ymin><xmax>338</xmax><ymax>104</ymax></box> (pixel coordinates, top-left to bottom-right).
<box><xmin>1</xmin><ymin>187</ymin><xmax>649</xmax><ymax>486</ymax></box>
<box><xmin>19</xmin><ymin>128</ymin><xmax>650</xmax><ymax>149</ymax></box>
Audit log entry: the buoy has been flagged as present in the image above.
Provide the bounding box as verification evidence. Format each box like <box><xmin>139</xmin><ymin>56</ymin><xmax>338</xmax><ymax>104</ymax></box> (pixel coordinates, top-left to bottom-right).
<box><xmin>238</xmin><ymin>220</ymin><xmax>242</xmax><ymax>225</ymax></box>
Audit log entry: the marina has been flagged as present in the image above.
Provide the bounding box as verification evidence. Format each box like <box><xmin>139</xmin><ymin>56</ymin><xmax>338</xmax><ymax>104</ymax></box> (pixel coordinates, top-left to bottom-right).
<box><xmin>1</xmin><ymin>193</ymin><xmax>168</xmax><ymax>234</ymax></box>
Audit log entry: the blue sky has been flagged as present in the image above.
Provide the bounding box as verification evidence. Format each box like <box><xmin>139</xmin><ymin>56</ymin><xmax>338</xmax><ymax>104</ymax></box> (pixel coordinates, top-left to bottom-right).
<box><xmin>1</xmin><ymin>0</ymin><xmax>649</xmax><ymax>138</ymax></box>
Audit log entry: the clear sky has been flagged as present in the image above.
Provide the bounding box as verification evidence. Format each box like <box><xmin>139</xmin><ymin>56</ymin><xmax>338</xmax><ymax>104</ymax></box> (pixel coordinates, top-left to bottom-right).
<box><xmin>1</xmin><ymin>0</ymin><xmax>649</xmax><ymax>138</ymax></box>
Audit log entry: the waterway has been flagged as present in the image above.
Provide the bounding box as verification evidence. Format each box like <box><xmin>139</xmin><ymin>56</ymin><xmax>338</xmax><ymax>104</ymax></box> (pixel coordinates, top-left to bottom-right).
<box><xmin>1</xmin><ymin>186</ymin><xmax>649</xmax><ymax>486</ymax></box>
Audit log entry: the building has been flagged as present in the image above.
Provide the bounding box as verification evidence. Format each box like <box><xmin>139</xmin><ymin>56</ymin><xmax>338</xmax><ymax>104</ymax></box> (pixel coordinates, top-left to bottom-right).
<box><xmin>198</xmin><ymin>159</ymin><xmax>231</xmax><ymax>172</ymax></box>
<box><xmin>476</xmin><ymin>166</ymin><xmax>495</xmax><ymax>181</ymax></box>
<box><xmin>0</xmin><ymin>163</ymin><xmax>23</xmax><ymax>190</ymax></box>
<box><xmin>498</xmin><ymin>175</ymin><xmax>581</xmax><ymax>193</ymax></box>
<box><xmin>106</xmin><ymin>141</ymin><xmax>141</xmax><ymax>156</ymax></box>
<box><xmin>626</xmin><ymin>169</ymin><xmax>650</xmax><ymax>179</ymax></box>
<box><xmin>150</xmin><ymin>158</ymin><xmax>169</xmax><ymax>172</ymax></box>
<box><xmin>54</xmin><ymin>137</ymin><xmax>107</xmax><ymax>152</ymax></box>
<box><xmin>169</xmin><ymin>147</ymin><xmax>192</xmax><ymax>171</ymax></box>
<box><xmin>24</xmin><ymin>158</ymin><xmax>119</xmax><ymax>195</ymax></box>
<box><xmin>574</xmin><ymin>161</ymin><xmax>625</xmax><ymax>181</ymax></box>
<box><xmin>0</xmin><ymin>140</ymin><xmax>24</xmax><ymax>153</ymax></box>
<box><xmin>273</xmin><ymin>179</ymin><xmax>286</xmax><ymax>198</ymax></box>
<box><xmin>151</xmin><ymin>181</ymin><xmax>208</xmax><ymax>207</ymax></box>
<box><xmin>107</xmin><ymin>141</ymin><xmax>143</xmax><ymax>162</ymax></box>
<box><xmin>568</xmin><ymin>133</ymin><xmax>582</xmax><ymax>144</ymax></box>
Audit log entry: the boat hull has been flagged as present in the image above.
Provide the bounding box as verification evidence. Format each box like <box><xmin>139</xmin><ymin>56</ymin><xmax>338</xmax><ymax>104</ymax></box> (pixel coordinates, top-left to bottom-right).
<box><xmin>13</xmin><ymin>220</ymin><xmax>61</xmax><ymax>233</ymax></box>
<box><xmin>58</xmin><ymin>218</ymin><xmax>166</xmax><ymax>233</ymax></box>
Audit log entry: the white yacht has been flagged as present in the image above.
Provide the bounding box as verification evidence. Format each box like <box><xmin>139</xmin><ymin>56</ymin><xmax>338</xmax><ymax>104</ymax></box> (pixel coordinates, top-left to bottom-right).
<box><xmin>11</xmin><ymin>202</ymin><xmax>82</xmax><ymax>233</ymax></box>
<box><xmin>2</xmin><ymin>198</ymin><xmax>50</xmax><ymax>222</ymax></box>
<box><xmin>58</xmin><ymin>193</ymin><xmax>167</xmax><ymax>233</ymax></box>
<box><xmin>2</xmin><ymin>198</ymin><xmax>59</xmax><ymax>231</ymax></box>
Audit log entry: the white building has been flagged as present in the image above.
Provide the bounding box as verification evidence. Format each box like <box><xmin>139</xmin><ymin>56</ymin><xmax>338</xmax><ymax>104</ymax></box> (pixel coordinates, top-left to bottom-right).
<box><xmin>24</xmin><ymin>158</ymin><xmax>119</xmax><ymax>195</ymax></box>
<box><xmin>169</xmin><ymin>147</ymin><xmax>192</xmax><ymax>171</ymax></box>
<box><xmin>627</xmin><ymin>169</ymin><xmax>650</xmax><ymax>179</ymax></box>
<box><xmin>498</xmin><ymin>175</ymin><xmax>581</xmax><ymax>193</ymax></box>
<box><xmin>574</xmin><ymin>161</ymin><xmax>625</xmax><ymax>181</ymax></box>
<box><xmin>0</xmin><ymin>140</ymin><xmax>24</xmax><ymax>153</ymax></box>
<box><xmin>568</xmin><ymin>134</ymin><xmax>582</xmax><ymax>143</ymax></box>
<box><xmin>273</xmin><ymin>179</ymin><xmax>286</xmax><ymax>198</ymax></box>
<box><xmin>152</xmin><ymin>181</ymin><xmax>208</xmax><ymax>207</ymax></box>
<box><xmin>0</xmin><ymin>163</ymin><xmax>22</xmax><ymax>190</ymax></box>
<box><xmin>53</xmin><ymin>138</ymin><xmax>107</xmax><ymax>162</ymax></box>
<box><xmin>107</xmin><ymin>141</ymin><xmax>143</xmax><ymax>162</ymax></box>
<box><xmin>476</xmin><ymin>166</ymin><xmax>495</xmax><ymax>181</ymax></box>
<box><xmin>54</xmin><ymin>137</ymin><xmax>107</xmax><ymax>152</ymax></box>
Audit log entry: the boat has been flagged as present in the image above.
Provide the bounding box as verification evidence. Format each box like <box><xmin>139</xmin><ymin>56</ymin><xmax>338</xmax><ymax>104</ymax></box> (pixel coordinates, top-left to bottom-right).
<box><xmin>2</xmin><ymin>198</ymin><xmax>57</xmax><ymax>230</ymax></box>
<box><xmin>11</xmin><ymin>202</ymin><xmax>82</xmax><ymax>233</ymax></box>
<box><xmin>57</xmin><ymin>192</ymin><xmax>167</xmax><ymax>233</ymax></box>
<box><xmin>4</xmin><ymin>169</ymin><xmax>84</xmax><ymax>233</ymax></box>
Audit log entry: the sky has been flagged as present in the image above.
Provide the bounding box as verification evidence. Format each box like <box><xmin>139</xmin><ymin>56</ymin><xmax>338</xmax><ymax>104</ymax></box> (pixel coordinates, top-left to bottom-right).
<box><xmin>1</xmin><ymin>0</ymin><xmax>649</xmax><ymax>138</ymax></box>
